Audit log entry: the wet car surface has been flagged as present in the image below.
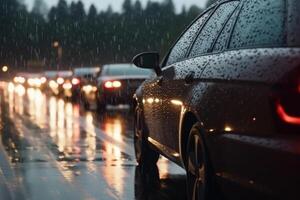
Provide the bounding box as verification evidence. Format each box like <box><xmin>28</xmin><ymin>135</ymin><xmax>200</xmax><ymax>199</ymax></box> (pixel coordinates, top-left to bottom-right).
<box><xmin>0</xmin><ymin>82</ymin><xmax>186</xmax><ymax>200</ymax></box>
<box><xmin>132</xmin><ymin>0</ymin><xmax>300</xmax><ymax>199</ymax></box>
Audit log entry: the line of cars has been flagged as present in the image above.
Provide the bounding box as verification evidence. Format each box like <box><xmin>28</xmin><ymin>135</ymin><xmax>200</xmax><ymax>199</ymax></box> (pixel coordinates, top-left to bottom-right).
<box><xmin>12</xmin><ymin>64</ymin><xmax>153</xmax><ymax>111</ymax></box>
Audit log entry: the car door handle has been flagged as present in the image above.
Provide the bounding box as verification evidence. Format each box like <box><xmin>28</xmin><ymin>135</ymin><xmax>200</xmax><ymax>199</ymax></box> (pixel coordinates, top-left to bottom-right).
<box><xmin>185</xmin><ymin>72</ymin><xmax>195</xmax><ymax>84</ymax></box>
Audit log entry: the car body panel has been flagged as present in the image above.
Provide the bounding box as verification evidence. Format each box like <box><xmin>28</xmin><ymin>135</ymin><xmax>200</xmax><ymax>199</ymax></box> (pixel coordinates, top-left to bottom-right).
<box><xmin>137</xmin><ymin>47</ymin><xmax>300</xmax><ymax>199</ymax></box>
<box><xmin>134</xmin><ymin>0</ymin><xmax>300</xmax><ymax>198</ymax></box>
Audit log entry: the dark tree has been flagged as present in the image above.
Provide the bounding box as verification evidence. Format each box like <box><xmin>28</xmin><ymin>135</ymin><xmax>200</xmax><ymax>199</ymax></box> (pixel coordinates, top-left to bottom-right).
<box><xmin>163</xmin><ymin>0</ymin><xmax>175</xmax><ymax>13</ymax></box>
<box><xmin>88</xmin><ymin>4</ymin><xmax>97</xmax><ymax>20</ymax></box>
<box><xmin>70</xmin><ymin>1</ymin><xmax>85</xmax><ymax>21</ymax></box>
<box><xmin>122</xmin><ymin>0</ymin><xmax>132</xmax><ymax>14</ymax></box>
<box><xmin>206</xmin><ymin>0</ymin><xmax>218</xmax><ymax>7</ymax></box>
<box><xmin>134</xmin><ymin>0</ymin><xmax>142</xmax><ymax>13</ymax></box>
<box><xmin>55</xmin><ymin>0</ymin><xmax>69</xmax><ymax>20</ymax></box>
<box><xmin>32</xmin><ymin>0</ymin><xmax>48</xmax><ymax>16</ymax></box>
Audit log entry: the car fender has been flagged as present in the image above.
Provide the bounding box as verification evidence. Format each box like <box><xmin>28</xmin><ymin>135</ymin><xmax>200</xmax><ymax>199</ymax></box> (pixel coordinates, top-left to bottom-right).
<box><xmin>178</xmin><ymin>101</ymin><xmax>204</xmax><ymax>169</ymax></box>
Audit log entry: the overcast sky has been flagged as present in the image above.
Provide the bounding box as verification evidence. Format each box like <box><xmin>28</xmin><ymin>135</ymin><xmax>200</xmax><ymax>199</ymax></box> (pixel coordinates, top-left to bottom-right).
<box><xmin>23</xmin><ymin>0</ymin><xmax>207</xmax><ymax>13</ymax></box>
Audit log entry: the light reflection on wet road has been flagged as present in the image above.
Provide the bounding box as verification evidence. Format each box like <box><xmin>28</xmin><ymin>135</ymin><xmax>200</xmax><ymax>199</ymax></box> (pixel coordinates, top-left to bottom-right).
<box><xmin>0</xmin><ymin>82</ymin><xmax>186</xmax><ymax>200</ymax></box>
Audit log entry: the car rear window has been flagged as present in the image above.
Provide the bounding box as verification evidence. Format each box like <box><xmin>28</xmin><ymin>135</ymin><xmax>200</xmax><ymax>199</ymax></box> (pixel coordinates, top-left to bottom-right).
<box><xmin>212</xmin><ymin>7</ymin><xmax>239</xmax><ymax>52</ymax></box>
<box><xmin>103</xmin><ymin>64</ymin><xmax>152</xmax><ymax>76</ymax></box>
<box><xmin>229</xmin><ymin>0</ymin><xmax>286</xmax><ymax>49</ymax></box>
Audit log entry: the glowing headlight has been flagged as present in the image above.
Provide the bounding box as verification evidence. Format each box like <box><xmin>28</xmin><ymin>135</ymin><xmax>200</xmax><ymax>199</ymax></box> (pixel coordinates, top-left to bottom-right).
<box><xmin>13</xmin><ymin>76</ymin><xmax>26</xmax><ymax>84</ymax></box>
<box><xmin>49</xmin><ymin>80</ymin><xmax>58</xmax><ymax>89</ymax></box>
<box><xmin>40</xmin><ymin>77</ymin><xmax>47</xmax><ymax>84</ymax></box>
<box><xmin>63</xmin><ymin>82</ymin><xmax>72</xmax><ymax>90</ymax></box>
<box><xmin>57</xmin><ymin>77</ymin><xmax>64</xmax><ymax>85</ymax></box>
<box><xmin>83</xmin><ymin>85</ymin><xmax>97</xmax><ymax>93</ymax></box>
<box><xmin>72</xmin><ymin>78</ymin><xmax>80</xmax><ymax>85</ymax></box>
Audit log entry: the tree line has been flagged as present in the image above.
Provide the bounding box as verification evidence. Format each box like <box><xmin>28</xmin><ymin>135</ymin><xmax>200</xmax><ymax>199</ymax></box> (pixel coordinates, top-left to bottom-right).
<box><xmin>0</xmin><ymin>0</ymin><xmax>217</xmax><ymax>71</ymax></box>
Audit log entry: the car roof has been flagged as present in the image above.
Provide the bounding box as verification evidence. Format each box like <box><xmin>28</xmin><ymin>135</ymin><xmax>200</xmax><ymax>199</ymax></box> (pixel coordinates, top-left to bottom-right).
<box><xmin>73</xmin><ymin>67</ymin><xmax>101</xmax><ymax>76</ymax></box>
<box><xmin>57</xmin><ymin>71</ymin><xmax>73</xmax><ymax>77</ymax></box>
<box><xmin>102</xmin><ymin>63</ymin><xmax>134</xmax><ymax>69</ymax></box>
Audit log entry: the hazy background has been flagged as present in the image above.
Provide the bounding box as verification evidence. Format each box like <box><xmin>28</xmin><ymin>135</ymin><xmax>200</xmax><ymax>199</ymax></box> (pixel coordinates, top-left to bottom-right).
<box><xmin>1</xmin><ymin>0</ymin><xmax>217</xmax><ymax>73</ymax></box>
<box><xmin>24</xmin><ymin>0</ymin><xmax>208</xmax><ymax>13</ymax></box>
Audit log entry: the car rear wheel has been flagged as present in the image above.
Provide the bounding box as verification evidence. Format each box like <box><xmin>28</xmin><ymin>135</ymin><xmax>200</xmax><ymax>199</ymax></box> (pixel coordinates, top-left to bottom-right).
<box><xmin>186</xmin><ymin>123</ymin><xmax>214</xmax><ymax>200</ymax></box>
<box><xmin>134</xmin><ymin>107</ymin><xmax>159</xmax><ymax>172</ymax></box>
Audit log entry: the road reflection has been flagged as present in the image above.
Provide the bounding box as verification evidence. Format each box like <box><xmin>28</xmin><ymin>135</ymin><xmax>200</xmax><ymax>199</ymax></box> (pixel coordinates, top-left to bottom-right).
<box><xmin>0</xmin><ymin>82</ymin><xmax>187</xmax><ymax>200</ymax></box>
<box><xmin>48</xmin><ymin>97</ymin><xmax>102</xmax><ymax>162</ymax></box>
<box><xmin>102</xmin><ymin>115</ymin><xmax>124</xmax><ymax>160</ymax></box>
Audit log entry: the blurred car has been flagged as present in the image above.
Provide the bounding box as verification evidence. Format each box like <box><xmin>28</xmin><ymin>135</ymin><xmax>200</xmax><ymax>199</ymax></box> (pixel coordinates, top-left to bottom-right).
<box><xmin>91</xmin><ymin>63</ymin><xmax>153</xmax><ymax>111</ymax></box>
<box><xmin>13</xmin><ymin>73</ymin><xmax>28</xmax><ymax>85</ymax></box>
<box><xmin>132</xmin><ymin>0</ymin><xmax>300</xmax><ymax>200</ymax></box>
<box><xmin>63</xmin><ymin>67</ymin><xmax>100</xmax><ymax>101</ymax></box>
<box><xmin>48</xmin><ymin>70</ymin><xmax>72</xmax><ymax>96</ymax></box>
<box><xmin>13</xmin><ymin>72</ymin><xmax>46</xmax><ymax>88</ymax></box>
<box><xmin>79</xmin><ymin>77</ymin><xmax>98</xmax><ymax>110</ymax></box>
<box><xmin>43</xmin><ymin>70</ymin><xmax>59</xmax><ymax>92</ymax></box>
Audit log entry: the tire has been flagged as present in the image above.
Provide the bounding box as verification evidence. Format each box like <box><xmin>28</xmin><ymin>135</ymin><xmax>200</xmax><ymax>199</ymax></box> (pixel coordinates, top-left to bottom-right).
<box><xmin>186</xmin><ymin>122</ymin><xmax>215</xmax><ymax>200</ymax></box>
<box><xmin>134</xmin><ymin>107</ymin><xmax>159</xmax><ymax>173</ymax></box>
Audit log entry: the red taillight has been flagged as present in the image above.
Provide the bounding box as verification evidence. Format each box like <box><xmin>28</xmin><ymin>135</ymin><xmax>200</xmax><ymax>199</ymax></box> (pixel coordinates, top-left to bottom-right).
<box><xmin>104</xmin><ymin>81</ymin><xmax>122</xmax><ymax>89</ymax></box>
<box><xmin>276</xmin><ymin>102</ymin><xmax>300</xmax><ymax>125</ymax></box>
<box><xmin>273</xmin><ymin>67</ymin><xmax>300</xmax><ymax>126</ymax></box>
<box><xmin>72</xmin><ymin>78</ymin><xmax>80</xmax><ymax>85</ymax></box>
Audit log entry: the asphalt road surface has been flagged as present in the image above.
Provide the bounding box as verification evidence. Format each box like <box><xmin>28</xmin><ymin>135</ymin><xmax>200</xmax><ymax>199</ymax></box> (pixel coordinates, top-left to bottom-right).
<box><xmin>0</xmin><ymin>82</ymin><xmax>186</xmax><ymax>200</ymax></box>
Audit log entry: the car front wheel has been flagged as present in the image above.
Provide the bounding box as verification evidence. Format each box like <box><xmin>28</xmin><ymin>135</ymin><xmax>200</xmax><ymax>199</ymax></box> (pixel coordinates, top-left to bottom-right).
<box><xmin>186</xmin><ymin>123</ymin><xmax>215</xmax><ymax>200</ymax></box>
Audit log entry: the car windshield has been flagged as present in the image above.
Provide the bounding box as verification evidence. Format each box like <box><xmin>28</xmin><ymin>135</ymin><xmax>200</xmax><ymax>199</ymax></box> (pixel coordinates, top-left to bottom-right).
<box><xmin>103</xmin><ymin>64</ymin><xmax>153</xmax><ymax>76</ymax></box>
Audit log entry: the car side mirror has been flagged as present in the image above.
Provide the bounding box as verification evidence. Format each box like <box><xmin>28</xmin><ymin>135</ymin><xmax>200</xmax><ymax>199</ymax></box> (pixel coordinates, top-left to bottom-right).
<box><xmin>132</xmin><ymin>52</ymin><xmax>162</xmax><ymax>76</ymax></box>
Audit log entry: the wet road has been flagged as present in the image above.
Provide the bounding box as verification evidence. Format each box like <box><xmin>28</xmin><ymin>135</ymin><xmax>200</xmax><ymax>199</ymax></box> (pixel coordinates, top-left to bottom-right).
<box><xmin>0</xmin><ymin>82</ymin><xmax>186</xmax><ymax>200</ymax></box>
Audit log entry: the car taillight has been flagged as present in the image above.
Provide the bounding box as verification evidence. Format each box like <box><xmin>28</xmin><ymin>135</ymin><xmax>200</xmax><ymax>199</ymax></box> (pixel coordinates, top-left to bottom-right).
<box><xmin>273</xmin><ymin>67</ymin><xmax>300</xmax><ymax>126</ymax></box>
<box><xmin>72</xmin><ymin>78</ymin><xmax>80</xmax><ymax>85</ymax></box>
<box><xmin>104</xmin><ymin>80</ymin><xmax>122</xmax><ymax>89</ymax></box>
<box><xmin>276</xmin><ymin>102</ymin><xmax>300</xmax><ymax>125</ymax></box>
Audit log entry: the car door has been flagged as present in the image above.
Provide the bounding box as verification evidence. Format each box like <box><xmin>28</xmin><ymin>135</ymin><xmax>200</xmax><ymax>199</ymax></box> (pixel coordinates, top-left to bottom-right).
<box><xmin>144</xmin><ymin>1</ymin><xmax>240</xmax><ymax>159</ymax></box>
<box><xmin>158</xmin><ymin>1</ymin><xmax>240</xmax><ymax>155</ymax></box>
<box><xmin>143</xmin><ymin>8</ymin><xmax>213</xmax><ymax>147</ymax></box>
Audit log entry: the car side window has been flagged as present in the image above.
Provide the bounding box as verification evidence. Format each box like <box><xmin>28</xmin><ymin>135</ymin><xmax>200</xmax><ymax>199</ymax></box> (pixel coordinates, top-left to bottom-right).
<box><xmin>189</xmin><ymin>1</ymin><xmax>239</xmax><ymax>57</ymax></box>
<box><xmin>212</xmin><ymin>7</ymin><xmax>239</xmax><ymax>52</ymax></box>
<box><xmin>165</xmin><ymin>10</ymin><xmax>212</xmax><ymax>66</ymax></box>
<box><xmin>229</xmin><ymin>0</ymin><xmax>286</xmax><ymax>49</ymax></box>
